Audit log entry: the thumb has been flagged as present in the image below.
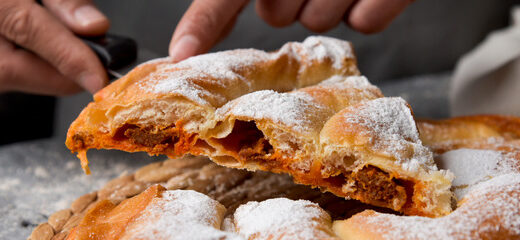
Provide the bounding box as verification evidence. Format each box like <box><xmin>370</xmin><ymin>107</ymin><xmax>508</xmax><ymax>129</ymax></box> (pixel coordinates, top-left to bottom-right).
<box><xmin>169</xmin><ymin>0</ymin><xmax>249</xmax><ymax>62</ymax></box>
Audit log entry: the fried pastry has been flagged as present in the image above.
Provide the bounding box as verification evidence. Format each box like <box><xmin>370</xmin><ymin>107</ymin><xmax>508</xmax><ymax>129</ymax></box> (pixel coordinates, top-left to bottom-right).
<box><xmin>318</xmin><ymin>97</ymin><xmax>452</xmax><ymax>217</ymax></box>
<box><xmin>66</xmin><ymin>36</ymin><xmax>452</xmax><ymax>216</ymax></box>
<box><xmin>67</xmin><ymin>36</ymin><xmax>360</xmax><ymax>174</ymax></box>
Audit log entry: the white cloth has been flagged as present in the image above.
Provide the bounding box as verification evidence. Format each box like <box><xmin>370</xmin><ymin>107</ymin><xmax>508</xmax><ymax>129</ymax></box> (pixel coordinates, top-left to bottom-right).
<box><xmin>451</xmin><ymin>6</ymin><xmax>520</xmax><ymax>116</ymax></box>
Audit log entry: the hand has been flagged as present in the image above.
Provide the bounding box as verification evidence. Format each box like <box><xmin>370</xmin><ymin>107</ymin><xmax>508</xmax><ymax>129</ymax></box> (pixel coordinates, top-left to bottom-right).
<box><xmin>0</xmin><ymin>0</ymin><xmax>109</xmax><ymax>95</ymax></box>
<box><xmin>169</xmin><ymin>0</ymin><xmax>413</xmax><ymax>62</ymax></box>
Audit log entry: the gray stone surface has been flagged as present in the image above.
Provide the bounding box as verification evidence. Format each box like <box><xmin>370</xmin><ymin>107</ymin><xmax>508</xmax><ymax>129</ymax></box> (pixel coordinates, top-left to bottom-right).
<box><xmin>0</xmin><ymin>74</ymin><xmax>450</xmax><ymax>239</ymax></box>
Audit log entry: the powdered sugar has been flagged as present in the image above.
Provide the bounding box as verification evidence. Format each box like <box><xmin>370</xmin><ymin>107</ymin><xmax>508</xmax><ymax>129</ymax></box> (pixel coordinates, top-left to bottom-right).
<box><xmin>125</xmin><ymin>190</ymin><xmax>242</xmax><ymax>240</ymax></box>
<box><xmin>145</xmin><ymin>36</ymin><xmax>354</xmax><ymax>106</ymax></box>
<box><xmin>436</xmin><ymin>148</ymin><xmax>519</xmax><ymax>199</ymax></box>
<box><xmin>345</xmin><ymin>97</ymin><xmax>435</xmax><ymax>171</ymax></box>
<box><xmin>360</xmin><ymin>173</ymin><xmax>520</xmax><ymax>240</ymax></box>
<box><xmin>318</xmin><ymin>75</ymin><xmax>376</xmax><ymax>90</ymax></box>
<box><xmin>233</xmin><ymin>198</ymin><xmax>336</xmax><ymax>239</ymax></box>
<box><xmin>217</xmin><ymin>90</ymin><xmax>331</xmax><ymax>132</ymax></box>
<box><xmin>300</xmin><ymin>36</ymin><xmax>353</xmax><ymax>69</ymax></box>
<box><xmin>151</xmin><ymin>69</ymin><xmax>222</xmax><ymax>106</ymax></box>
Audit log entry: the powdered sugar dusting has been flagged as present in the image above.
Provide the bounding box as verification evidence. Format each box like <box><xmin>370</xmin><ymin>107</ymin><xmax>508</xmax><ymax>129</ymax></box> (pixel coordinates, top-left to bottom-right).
<box><xmin>151</xmin><ymin>69</ymin><xmax>217</xmax><ymax>105</ymax></box>
<box><xmin>148</xmin><ymin>50</ymin><xmax>269</xmax><ymax>106</ymax></box>
<box><xmin>234</xmin><ymin>198</ymin><xmax>336</xmax><ymax>240</ymax></box>
<box><xmin>217</xmin><ymin>90</ymin><xmax>331</xmax><ymax>132</ymax></box>
<box><xmin>300</xmin><ymin>36</ymin><xmax>353</xmax><ymax>69</ymax></box>
<box><xmin>436</xmin><ymin>149</ymin><xmax>519</xmax><ymax>199</ymax></box>
<box><xmin>125</xmin><ymin>190</ymin><xmax>242</xmax><ymax>240</ymax></box>
<box><xmin>318</xmin><ymin>75</ymin><xmax>374</xmax><ymax>90</ymax></box>
<box><xmin>144</xmin><ymin>36</ymin><xmax>355</xmax><ymax>106</ymax></box>
<box><xmin>359</xmin><ymin>173</ymin><xmax>520</xmax><ymax>239</ymax></box>
<box><xmin>345</xmin><ymin>97</ymin><xmax>434</xmax><ymax>171</ymax></box>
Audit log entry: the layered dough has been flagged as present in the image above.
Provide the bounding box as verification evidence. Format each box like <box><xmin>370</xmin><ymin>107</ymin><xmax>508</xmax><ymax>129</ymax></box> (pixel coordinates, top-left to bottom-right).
<box><xmin>66</xmin><ymin>36</ymin><xmax>452</xmax><ymax>217</ymax></box>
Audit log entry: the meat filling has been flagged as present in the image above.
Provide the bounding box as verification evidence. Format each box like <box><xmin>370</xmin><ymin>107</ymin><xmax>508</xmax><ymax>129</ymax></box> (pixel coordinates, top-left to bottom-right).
<box><xmin>113</xmin><ymin>124</ymin><xmax>177</xmax><ymax>148</ymax></box>
<box><xmin>238</xmin><ymin>137</ymin><xmax>275</xmax><ymax>164</ymax></box>
<box><xmin>347</xmin><ymin>166</ymin><xmax>407</xmax><ymax>210</ymax></box>
<box><xmin>124</xmin><ymin>126</ymin><xmax>173</xmax><ymax>147</ymax></box>
<box><xmin>115</xmin><ymin>121</ymin><xmax>407</xmax><ymax>211</ymax></box>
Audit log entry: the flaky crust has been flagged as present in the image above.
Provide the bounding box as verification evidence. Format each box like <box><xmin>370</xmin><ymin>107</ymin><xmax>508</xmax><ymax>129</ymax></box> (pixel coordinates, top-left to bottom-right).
<box><xmin>66</xmin><ymin>36</ymin><xmax>451</xmax><ymax>217</ymax></box>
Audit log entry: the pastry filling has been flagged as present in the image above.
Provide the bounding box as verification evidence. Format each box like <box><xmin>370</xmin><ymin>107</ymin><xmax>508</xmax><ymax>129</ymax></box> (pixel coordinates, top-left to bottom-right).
<box><xmin>123</xmin><ymin>126</ymin><xmax>173</xmax><ymax>147</ymax></box>
<box><xmin>109</xmin><ymin>121</ymin><xmax>409</xmax><ymax>211</ymax></box>
<box><xmin>346</xmin><ymin>166</ymin><xmax>408</xmax><ymax>210</ymax></box>
<box><xmin>111</xmin><ymin>123</ymin><xmax>197</xmax><ymax>155</ymax></box>
<box><xmin>215</xmin><ymin>122</ymin><xmax>409</xmax><ymax>210</ymax></box>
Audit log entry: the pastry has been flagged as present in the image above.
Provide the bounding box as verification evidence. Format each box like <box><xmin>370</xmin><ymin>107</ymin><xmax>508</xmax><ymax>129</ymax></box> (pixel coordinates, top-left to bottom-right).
<box><xmin>66</xmin><ymin>36</ymin><xmax>360</xmax><ymax>174</ymax></box>
<box><xmin>65</xmin><ymin>36</ymin><xmax>452</xmax><ymax>216</ymax></box>
<box><xmin>318</xmin><ymin>97</ymin><xmax>452</xmax><ymax>217</ymax></box>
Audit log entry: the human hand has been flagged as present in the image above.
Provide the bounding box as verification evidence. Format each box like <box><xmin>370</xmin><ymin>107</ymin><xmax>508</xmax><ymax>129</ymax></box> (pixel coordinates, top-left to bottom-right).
<box><xmin>0</xmin><ymin>0</ymin><xmax>110</xmax><ymax>95</ymax></box>
<box><xmin>169</xmin><ymin>0</ymin><xmax>413</xmax><ymax>62</ymax></box>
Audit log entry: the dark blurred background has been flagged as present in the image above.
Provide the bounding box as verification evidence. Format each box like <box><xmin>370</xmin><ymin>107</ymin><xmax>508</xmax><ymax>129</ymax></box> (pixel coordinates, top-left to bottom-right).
<box><xmin>1</xmin><ymin>0</ymin><xmax>517</xmax><ymax>145</ymax></box>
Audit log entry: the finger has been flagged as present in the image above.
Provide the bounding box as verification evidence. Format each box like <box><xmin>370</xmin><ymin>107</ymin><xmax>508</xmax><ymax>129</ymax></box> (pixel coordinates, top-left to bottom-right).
<box><xmin>217</xmin><ymin>13</ymin><xmax>239</xmax><ymax>44</ymax></box>
<box><xmin>42</xmin><ymin>0</ymin><xmax>109</xmax><ymax>36</ymax></box>
<box><xmin>255</xmin><ymin>0</ymin><xmax>305</xmax><ymax>27</ymax></box>
<box><xmin>0</xmin><ymin>2</ymin><xmax>108</xmax><ymax>93</ymax></box>
<box><xmin>169</xmin><ymin>0</ymin><xmax>249</xmax><ymax>62</ymax></box>
<box><xmin>0</xmin><ymin>36</ymin><xmax>81</xmax><ymax>95</ymax></box>
<box><xmin>299</xmin><ymin>0</ymin><xmax>355</xmax><ymax>32</ymax></box>
<box><xmin>346</xmin><ymin>0</ymin><xmax>413</xmax><ymax>34</ymax></box>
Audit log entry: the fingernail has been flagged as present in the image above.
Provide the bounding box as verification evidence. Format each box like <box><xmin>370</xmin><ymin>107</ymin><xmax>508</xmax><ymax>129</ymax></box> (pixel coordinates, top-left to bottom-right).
<box><xmin>79</xmin><ymin>74</ymin><xmax>105</xmax><ymax>93</ymax></box>
<box><xmin>74</xmin><ymin>5</ymin><xmax>107</xmax><ymax>27</ymax></box>
<box><xmin>170</xmin><ymin>35</ymin><xmax>200</xmax><ymax>62</ymax></box>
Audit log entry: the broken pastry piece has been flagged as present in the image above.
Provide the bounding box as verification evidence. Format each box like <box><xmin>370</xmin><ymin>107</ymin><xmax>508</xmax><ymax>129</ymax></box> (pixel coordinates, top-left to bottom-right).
<box><xmin>318</xmin><ymin>97</ymin><xmax>453</xmax><ymax>217</ymax></box>
<box><xmin>66</xmin><ymin>36</ymin><xmax>452</xmax><ymax>217</ymax></box>
<box><xmin>67</xmin><ymin>36</ymin><xmax>360</xmax><ymax>174</ymax></box>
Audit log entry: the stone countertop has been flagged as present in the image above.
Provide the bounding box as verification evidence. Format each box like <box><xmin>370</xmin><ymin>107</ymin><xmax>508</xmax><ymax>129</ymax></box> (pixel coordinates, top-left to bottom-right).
<box><xmin>0</xmin><ymin>73</ymin><xmax>451</xmax><ymax>239</ymax></box>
